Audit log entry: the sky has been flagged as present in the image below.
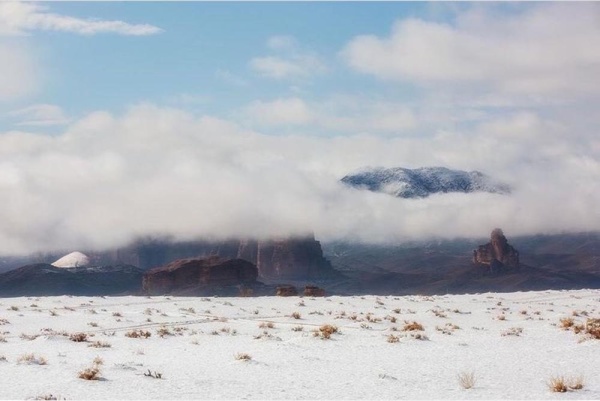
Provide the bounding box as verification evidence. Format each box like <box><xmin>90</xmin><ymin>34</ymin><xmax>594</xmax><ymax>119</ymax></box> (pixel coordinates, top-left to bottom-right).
<box><xmin>0</xmin><ymin>1</ymin><xmax>599</xmax><ymax>255</ymax></box>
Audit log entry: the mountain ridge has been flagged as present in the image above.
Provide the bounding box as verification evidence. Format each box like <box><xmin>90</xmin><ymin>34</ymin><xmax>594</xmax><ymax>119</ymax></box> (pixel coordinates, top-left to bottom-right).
<box><xmin>341</xmin><ymin>166</ymin><xmax>511</xmax><ymax>198</ymax></box>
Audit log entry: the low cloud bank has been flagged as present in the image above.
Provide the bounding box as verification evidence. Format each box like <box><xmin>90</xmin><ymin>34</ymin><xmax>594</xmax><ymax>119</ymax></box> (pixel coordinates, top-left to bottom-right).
<box><xmin>0</xmin><ymin>104</ymin><xmax>598</xmax><ymax>255</ymax></box>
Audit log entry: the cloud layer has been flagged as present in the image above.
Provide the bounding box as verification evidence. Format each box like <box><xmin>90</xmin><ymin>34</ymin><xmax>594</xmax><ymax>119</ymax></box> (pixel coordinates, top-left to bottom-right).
<box><xmin>0</xmin><ymin>2</ymin><xmax>162</xmax><ymax>36</ymax></box>
<box><xmin>342</xmin><ymin>3</ymin><xmax>600</xmax><ymax>98</ymax></box>
<box><xmin>0</xmin><ymin>104</ymin><xmax>598</xmax><ymax>255</ymax></box>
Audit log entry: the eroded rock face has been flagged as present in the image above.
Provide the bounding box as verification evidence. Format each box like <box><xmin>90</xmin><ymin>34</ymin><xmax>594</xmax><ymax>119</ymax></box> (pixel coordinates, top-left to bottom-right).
<box><xmin>304</xmin><ymin>285</ymin><xmax>325</xmax><ymax>297</ymax></box>
<box><xmin>97</xmin><ymin>235</ymin><xmax>337</xmax><ymax>280</ymax></box>
<box><xmin>142</xmin><ymin>257</ymin><xmax>258</xmax><ymax>295</ymax></box>
<box><xmin>473</xmin><ymin>229</ymin><xmax>520</xmax><ymax>271</ymax></box>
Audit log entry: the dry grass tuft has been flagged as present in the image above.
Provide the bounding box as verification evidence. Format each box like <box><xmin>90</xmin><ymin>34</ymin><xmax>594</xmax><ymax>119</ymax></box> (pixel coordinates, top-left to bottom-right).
<box><xmin>125</xmin><ymin>330</ymin><xmax>151</xmax><ymax>339</ymax></box>
<box><xmin>69</xmin><ymin>332</ymin><xmax>88</xmax><ymax>342</ymax></box>
<box><xmin>560</xmin><ymin>317</ymin><xmax>574</xmax><ymax>329</ymax></box>
<box><xmin>458</xmin><ymin>371</ymin><xmax>476</xmax><ymax>389</ymax></box>
<box><xmin>318</xmin><ymin>324</ymin><xmax>339</xmax><ymax>339</ymax></box>
<box><xmin>547</xmin><ymin>376</ymin><xmax>568</xmax><ymax>393</ymax></box>
<box><xmin>88</xmin><ymin>340</ymin><xmax>111</xmax><ymax>348</ymax></box>
<box><xmin>17</xmin><ymin>353</ymin><xmax>47</xmax><ymax>365</ymax></box>
<box><xmin>258</xmin><ymin>321</ymin><xmax>275</xmax><ymax>329</ymax></box>
<box><xmin>156</xmin><ymin>326</ymin><xmax>172</xmax><ymax>337</ymax></box>
<box><xmin>402</xmin><ymin>321</ymin><xmax>424</xmax><ymax>331</ymax></box>
<box><xmin>78</xmin><ymin>366</ymin><xmax>101</xmax><ymax>380</ymax></box>
<box><xmin>235</xmin><ymin>352</ymin><xmax>252</xmax><ymax>361</ymax></box>
<box><xmin>387</xmin><ymin>334</ymin><xmax>400</xmax><ymax>343</ymax></box>
<box><xmin>585</xmin><ymin>318</ymin><xmax>600</xmax><ymax>339</ymax></box>
<box><xmin>568</xmin><ymin>375</ymin><xmax>585</xmax><ymax>390</ymax></box>
<box><xmin>144</xmin><ymin>369</ymin><xmax>163</xmax><ymax>379</ymax></box>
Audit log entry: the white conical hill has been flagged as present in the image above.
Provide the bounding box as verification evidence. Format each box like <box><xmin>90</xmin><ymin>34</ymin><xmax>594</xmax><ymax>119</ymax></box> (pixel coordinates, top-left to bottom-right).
<box><xmin>51</xmin><ymin>251</ymin><xmax>90</xmax><ymax>268</ymax></box>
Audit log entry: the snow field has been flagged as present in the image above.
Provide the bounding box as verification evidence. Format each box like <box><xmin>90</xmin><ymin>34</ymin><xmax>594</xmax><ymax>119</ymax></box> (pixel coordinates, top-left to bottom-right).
<box><xmin>0</xmin><ymin>290</ymin><xmax>598</xmax><ymax>399</ymax></box>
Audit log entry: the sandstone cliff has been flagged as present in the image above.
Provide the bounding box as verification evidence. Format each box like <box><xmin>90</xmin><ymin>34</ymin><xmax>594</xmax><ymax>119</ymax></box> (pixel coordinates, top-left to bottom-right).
<box><xmin>142</xmin><ymin>256</ymin><xmax>258</xmax><ymax>295</ymax></box>
<box><xmin>473</xmin><ymin>228</ymin><xmax>520</xmax><ymax>271</ymax></box>
<box><xmin>96</xmin><ymin>235</ymin><xmax>337</xmax><ymax>280</ymax></box>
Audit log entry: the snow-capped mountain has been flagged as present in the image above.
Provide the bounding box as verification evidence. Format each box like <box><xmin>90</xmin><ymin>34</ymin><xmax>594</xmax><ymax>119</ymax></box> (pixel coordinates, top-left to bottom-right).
<box><xmin>341</xmin><ymin>166</ymin><xmax>511</xmax><ymax>198</ymax></box>
<box><xmin>51</xmin><ymin>251</ymin><xmax>90</xmax><ymax>268</ymax></box>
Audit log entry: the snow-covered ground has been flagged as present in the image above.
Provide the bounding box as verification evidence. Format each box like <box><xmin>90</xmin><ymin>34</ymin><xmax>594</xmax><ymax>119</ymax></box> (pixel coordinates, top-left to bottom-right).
<box><xmin>0</xmin><ymin>289</ymin><xmax>599</xmax><ymax>400</ymax></box>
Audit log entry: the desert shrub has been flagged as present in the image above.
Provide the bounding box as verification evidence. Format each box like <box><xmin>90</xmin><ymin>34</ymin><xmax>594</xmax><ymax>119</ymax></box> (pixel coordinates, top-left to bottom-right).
<box><xmin>458</xmin><ymin>371</ymin><xmax>476</xmax><ymax>389</ymax></box>
<box><xmin>560</xmin><ymin>317</ymin><xmax>574</xmax><ymax>329</ymax></box>
<box><xmin>156</xmin><ymin>326</ymin><xmax>173</xmax><ymax>337</ymax></box>
<box><xmin>112</xmin><ymin>312</ymin><xmax>122</xmax><ymax>317</ymax></box>
<box><xmin>501</xmin><ymin>327</ymin><xmax>523</xmax><ymax>337</ymax></box>
<box><xmin>258</xmin><ymin>322</ymin><xmax>275</xmax><ymax>329</ymax></box>
<box><xmin>402</xmin><ymin>321</ymin><xmax>424</xmax><ymax>331</ymax></box>
<box><xmin>0</xmin><ymin>355</ymin><xmax>6</xmax><ymax>362</ymax></box>
<box><xmin>125</xmin><ymin>330</ymin><xmax>151</xmax><ymax>339</ymax></box>
<box><xmin>290</xmin><ymin>312</ymin><xmax>302</xmax><ymax>320</ymax></box>
<box><xmin>387</xmin><ymin>334</ymin><xmax>400</xmax><ymax>343</ymax></box>
<box><xmin>318</xmin><ymin>324</ymin><xmax>339</xmax><ymax>339</ymax></box>
<box><xmin>78</xmin><ymin>366</ymin><xmax>101</xmax><ymax>380</ymax></box>
<box><xmin>88</xmin><ymin>341</ymin><xmax>111</xmax><ymax>348</ymax></box>
<box><xmin>585</xmin><ymin>318</ymin><xmax>600</xmax><ymax>339</ymax></box>
<box><xmin>69</xmin><ymin>332</ymin><xmax>88</xmax><ymax>342</ymax></box>
<box><xmin>144</xmin><ymin>369</ymin><xmax>163</xmax><ymax>379</ymax></box>
<box><xmin>291</xmin><ymin>326</ymin><xmax>304</xmax><ymax>332</ymax></box>
<box><xmin>0</xmin><ymin>318</ymin><xmax>9</xmax><ymax>325</ymax></box>
<box><xmin>9</xmin><ymin>306</ymin><xmax>19</xmax><ymax>311</ymax></box>
<box><xmin>17</xmin><ymin>353</ymin><xmax>47</xmax><ymax>365</ymax></box>
<box><xmin>235</xmin><ymin>353</ymin><xmax>252</xmax><ymax>361</ymax></box>
<box><xmin>568</xmin><ymin>375</ymin><xmax>585</xmax><ymax>390</ymax></box>
<box><xmin>78</xmin><ymin>357</ymin><xmax>104</xmax><ymax>380</ymax></box>
<box><xmin>87</xmin><ymin>322</ymin><xmax>99</xmax><ymax>327</ymax></box>
<box><xmin>432</xmin><ymin>309</ymin><xmax>447</xmax><ymax>318</ymax></box>
<box><xmin>548</xmin><ymin>376</ymin><xmax>568</xmax><ymax>393</ymax></box>
<box><xmin>20</xmin><ymin>333</ymin><xmax>40</xmax><ymax>341</ymax></box>
<box><xmin>496</xmin><ymin>314</ymin><xmax>506</xmax><ymax>321</ymax></box>
<box><xmin>32</xmin><ymin>394</ymin><xmax>66</xmax><ymax>400</ymax></box>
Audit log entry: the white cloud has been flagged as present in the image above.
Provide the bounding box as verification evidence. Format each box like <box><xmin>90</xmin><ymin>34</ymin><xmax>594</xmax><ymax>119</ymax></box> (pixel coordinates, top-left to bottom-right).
<box><xmin>245</xmin><ymin>97</ymin><xmax>314</xmax><ymax>126</ymax></box>
<box><xmin>215</xmin><ymin>69</ymin><xmax>249</xmax><ymax>87</ymax></box>
<box><xmin>266</xmin><ymin>35</ymin><xmax>296</xmax><ymax>51</ymax></box>
<box><xmin>0</xmin><ymin>104</ymin><xmax>598</xmax><ymax>254</ymax></box>
<box><xmin>243</xmin><ymin>96</ymin><xmax>416</xmax><ymax>134</ymax></box>
<box><xmin>0</xmin><ymin>2</ymin><xmax>162</xmax><ymax>36</ymax></box>
<box><xmin>250</xmin><ymin>36</ymin><xmax>326</xmax><ymax>80</ymax></box>
<box><xmin>341</xmin><ymin>3</ymin><xmax>600</xmax><ymax>98</ymax></box>
<box><xmin>9</xmin><ymin>104</ymin><xmax>69</xmax><ymax>126</ymax></box>
<box><xmin>0</xmin><ymin>42</ymin><xmax>37</xmax><ymax>101</ymax></box>
<box><xmin>250</xmin><ymin>55</ymin><xmax>324</xmax><ymax>80</ymax></box>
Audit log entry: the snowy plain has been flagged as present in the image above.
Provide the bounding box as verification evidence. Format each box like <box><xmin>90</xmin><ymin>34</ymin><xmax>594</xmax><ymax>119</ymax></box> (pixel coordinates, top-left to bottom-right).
<box><xmin>0</xmin><ymin>289</ymin><xmax>599</xmax><ymax>400</ymax></box>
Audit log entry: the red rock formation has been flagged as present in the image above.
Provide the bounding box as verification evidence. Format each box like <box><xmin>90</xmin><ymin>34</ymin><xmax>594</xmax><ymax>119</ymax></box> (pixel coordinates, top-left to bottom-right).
<box><xmin>142</xmin><ymin>256</ymin><xmax>258</xmax><ymax>295</ymax></box>
<box><xmin>276</xmin><ymin>285</ymin><xmax>298</xmax><ymax>296</ymax></box>
<box><xmin>250</xmin><ymin>236</ymin><xmax>336</xmax><ymax>279</ymax></box>
<box><xmin>473</xmin><ymin>228</ymin><xmax>520</xmax><ymax>270</ymax></box>
<box><xmin>304</xmin><ymin>285</ymin><xmax>325</xmax><ymax>297</ymax></box>
<box><xmin>95</xmin><ymin>235</ymin><xmax>337</xmax><ymax>281</ymax></box>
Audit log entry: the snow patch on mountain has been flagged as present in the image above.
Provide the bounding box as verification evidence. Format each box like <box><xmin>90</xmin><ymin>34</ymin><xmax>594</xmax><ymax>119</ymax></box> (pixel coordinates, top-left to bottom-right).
<box><xmin>51</xmin><ymin>251</ymin><xmax>90</xmax><ymax>268</ymax></box>
<box><xmin>341</xmin><ymin>166</ymin><xmax>511</xmax><ymax>198</ymax></box>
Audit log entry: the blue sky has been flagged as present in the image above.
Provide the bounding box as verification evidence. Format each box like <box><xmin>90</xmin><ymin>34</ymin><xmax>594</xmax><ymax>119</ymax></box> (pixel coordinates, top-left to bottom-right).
<box><xmin>1</xmin><ymin>2</ymin><xmax>461</xmax><ymax>132</ymax></box>
<box><xmin>0</xmin><ymin>2</ymin><xmax>599</xmax><ymax>253</ymax></box>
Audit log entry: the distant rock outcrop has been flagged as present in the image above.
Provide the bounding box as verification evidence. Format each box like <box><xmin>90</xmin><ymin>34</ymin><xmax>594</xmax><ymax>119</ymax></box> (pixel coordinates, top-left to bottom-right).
<box><xmin>142</xmin><ymin>256</ymin><xmax>258</xmax><ymax>295</ymax></box>
<box><xmin>0</xmin><ymin>263</ymin><xmax>143</xmax><ymax>296</ymax></box>
<box><xmin>341</xmin><ymin>166</ymin><xmax>511</xmax><ymax>198</ymax></box>
<box><xmin>304</xmin><ymin>285</ymin><xmax>326</xmax><ymax>297</ymax></box>
<box><xmin>94</xmin><ymin>235</ymin><xmax>338</xmax><ymax>280</ymax></box>
<box><xmin>473</xmin><ymin>229</ymin><xmax>520</xmax><ymax>272</ymax></box>
<box><xmin>276</xmin><ymin>285</ymin><xmax>298</xmax><ymax>296</ymax></box>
